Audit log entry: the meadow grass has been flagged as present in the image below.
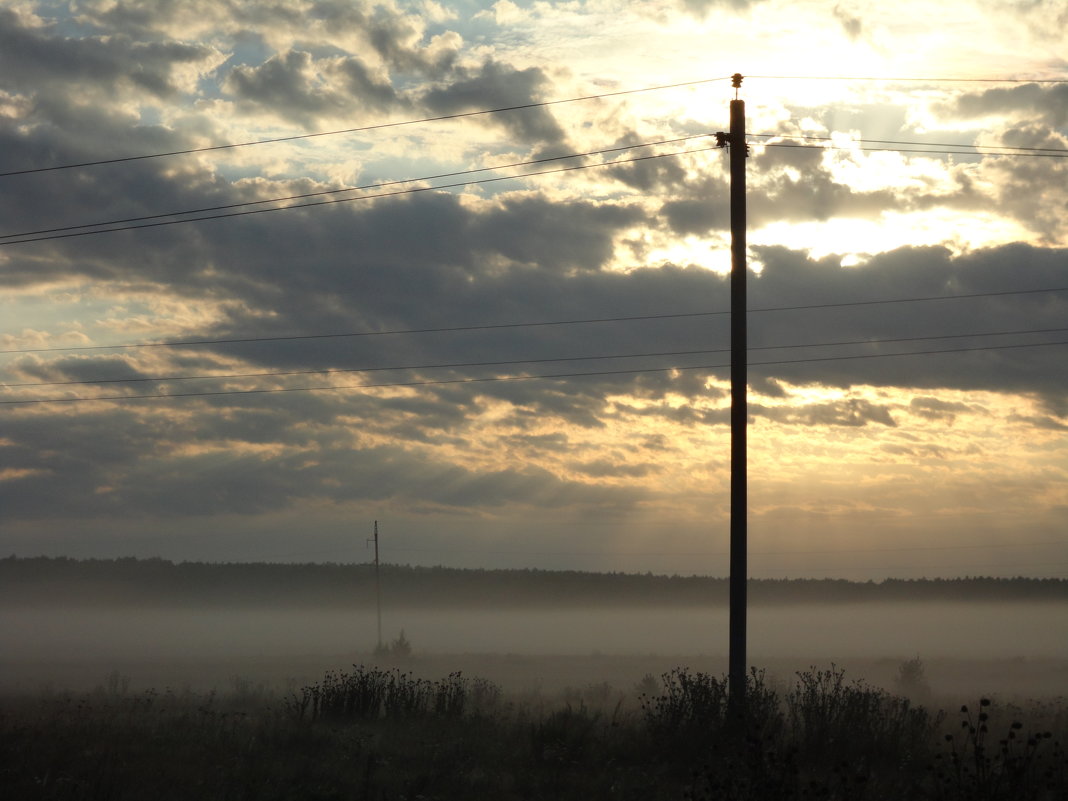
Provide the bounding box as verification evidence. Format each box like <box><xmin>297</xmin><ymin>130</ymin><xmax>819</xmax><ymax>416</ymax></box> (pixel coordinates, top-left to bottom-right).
<box><xmin>1</xmin><ymin>664</ymin><xmax>1064</xmax><ymax>800</ymax></box>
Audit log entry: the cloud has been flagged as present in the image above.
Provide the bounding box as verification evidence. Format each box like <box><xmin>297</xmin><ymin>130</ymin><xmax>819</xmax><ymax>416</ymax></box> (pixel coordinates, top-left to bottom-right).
<box><xmin>677</xmin><ymin>0</ymin><xmax>764</xmax><ymax>18</ymax></box>
<box><xmin>747</xmin><ymin>243</ymin><xmax>1068</xmax><ymax>414</ymax></box>
<box><xmin>1006</xmin><ymin>413</ymin><xmax>1068</xmax><ymax>431</ymax></box>
<box><xmin>646</xmin><ymin>139</ymin><xmax>913</xmax><ymax>239</ymax></box>
<box><xmin>979</xmin><ymin>125</ymin><xmax>1068</xmax><ymax>242</ymax></box>
<box><xmin>420</xmin><ymin>59</ymin><xmax>569</xmax><ymax>152</ymax></box>
<box><xmin>945</xmin><ymin>83</ymin><xmax>1068</xmax><ymax>128</ymax></box>
<box><xmin>909</xmin><ymin>396</ymin><xmax>984</xmax><ymax>423</ymax></box>
<box><xmin>469</xmin><ymin>196</ymin><xmax>643</xmax><ymax>272</ymax></box>
<box><xmin>755</xmin><ymin>398</ymin><xmax>897</xmax><ymax>427</ymax></box>
<box><xmin>607</xmin><ymin>133</ymin><xmax>691</xmax><ymax>191</ymax></box>
<box><xmin>0</xmin><ymin>396</ymin><xmax>650</xmax><ymax>523</ymax></box>
<box><xmin>501</xmin><ymin>432</ymin><xmax>570</xmax><ymax>451</ymax></box>
<box><xmin>0</xmin><ymin>7</ymin><xmax>219</xmax><ymax>100</ymax></box>
<box><xmin>74</xmin><ymin>0</ymin><xmax>463</xmax><ymax>72</ymax></box>
<box><xmin>659</xmin><ymin>195</ymin><xmax>730</xmax><ymax>236</ymax></box>
<box><xmin>749</xmin><ymin>144</ymin><xmax>903</xmax><ymax>225</ymax></box>
<box><xmin>6</xmin><ymin>160</ymin><xmax>1067</xmax><ymax>416</ymax></box>
<box><xmin>568</xmin><ymin>458</ymin><xmax>656</xmax><ymax>479</ymax></box>
<box><xmin>224</xmin><ymin>49</ymin><xmax>404</xmax><ymax>125</ymax></box>
<box><xmin>994</xmin><ymin>1</ymin><xmax>1068</xmax><ymax>43</ymax></box>
<box><xmin>832</xmin><ymin>4</ymin><xmax>864</xmax><ymax>40</ymax></box>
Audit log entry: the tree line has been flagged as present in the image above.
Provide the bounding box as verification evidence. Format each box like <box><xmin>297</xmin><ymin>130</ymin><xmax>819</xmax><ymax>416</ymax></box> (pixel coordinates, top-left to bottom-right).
<box><xmin>2</xmin><ymin>555</ymin><xmax>1065</xmax><ymax>608</ymax></box>
<box><xmin>4</xmin><ymin>559</ymin><xmax>1063</xmax><ymax>606</ymax></box>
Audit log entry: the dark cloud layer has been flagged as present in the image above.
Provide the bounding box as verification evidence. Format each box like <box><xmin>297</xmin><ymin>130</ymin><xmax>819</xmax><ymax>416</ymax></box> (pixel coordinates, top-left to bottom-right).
<box><xmin>949</xmin><ymin>83</ymin><xmax>1068</xmax><ymax>129</ymax></box>
<box><xmin>3</xmin><ymin>224</ymin><xmax>1065</xmax><ymax>524</ymax></box>
<box><xmin>421</xmin><ymin>60</ymin><xmax>570</xmax><ymax>153</ymax></box>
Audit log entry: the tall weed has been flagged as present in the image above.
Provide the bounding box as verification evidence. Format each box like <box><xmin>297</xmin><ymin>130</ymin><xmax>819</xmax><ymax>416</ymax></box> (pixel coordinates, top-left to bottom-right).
<box><xmin>787</xmin><ymin>664</ymin><xmax>939</xmax><ymax>769</ymax></box>
<box><xmin>930</xmin><ymin>698</ymin><xmax>1067</xmax><ymax>801</ymax></box>
<box><xmin>290</xmin><ymin>665</ymin><xmax>498</xmax><ymax>722</ymax></box>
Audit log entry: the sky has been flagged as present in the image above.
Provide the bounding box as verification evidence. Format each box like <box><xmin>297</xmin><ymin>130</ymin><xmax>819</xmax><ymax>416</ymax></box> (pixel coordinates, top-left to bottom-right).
<box><xmin>0</xmin><ymin>0</ymin><xmax>1066</xmax><ymax>579</ymax></box>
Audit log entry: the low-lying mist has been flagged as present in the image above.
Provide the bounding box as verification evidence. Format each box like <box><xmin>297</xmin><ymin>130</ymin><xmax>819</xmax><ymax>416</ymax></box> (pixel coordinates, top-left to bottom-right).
<box><xmin>2</xmin><ymin>602</ymin><xmax>1065</xmax><ymax>699</ymax></box>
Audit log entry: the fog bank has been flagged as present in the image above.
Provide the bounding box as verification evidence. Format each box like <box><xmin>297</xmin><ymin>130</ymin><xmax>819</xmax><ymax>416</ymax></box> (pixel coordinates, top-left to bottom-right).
<box><xmin>1</xmin><ymin>602</ymin><xmax>1064</xmax><ymax>698</ymax></box>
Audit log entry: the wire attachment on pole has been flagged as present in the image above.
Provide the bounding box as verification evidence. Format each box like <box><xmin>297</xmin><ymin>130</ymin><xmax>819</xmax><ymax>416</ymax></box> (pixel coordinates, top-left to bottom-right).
<box><xmin>715</xmin><ymin>130</ymin><xmax>750</xmax><ymax>157</ymax></box>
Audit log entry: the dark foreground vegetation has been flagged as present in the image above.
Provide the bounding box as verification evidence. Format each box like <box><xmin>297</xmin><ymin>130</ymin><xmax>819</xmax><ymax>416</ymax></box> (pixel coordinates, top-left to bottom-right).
<box><xmin>2</xmin><ymin>664</ymin><xmax>1065</xmax><ymax>801</ymax></box>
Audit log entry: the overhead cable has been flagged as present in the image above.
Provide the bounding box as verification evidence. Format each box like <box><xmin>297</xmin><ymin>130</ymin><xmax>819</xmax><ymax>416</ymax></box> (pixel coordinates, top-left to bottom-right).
<box><xmin>746</xmin><ymin>75</ymin><xmax>1068</xmax><ymax>83</ymax></box>
<box><xmin>760</xmin><ymin>142</ymin><xmax>1068</xmax><ymax>158</ymax></box>
<box><xmin>10</xmin><ymin>133</ymin><xmax>1062</xmax><ymax>243</ymax></box>
<box><xmin>0</xmin><ymin>77</ymin><xmax>733</xmax><ymax>178</ymax></box>
<box><xmin>3</xmin><ymin>338</ymin><xmax>1066</xmax><ymax>406</ymax></box>
<box><xmin>9</xmin><ymin>326</ymin><xmax>1067</xmax><ymax>389</ymax></box>
<box><xmin>750</xmin><ymin>133</ymin><xmax>1068</xmax><ymax>155</ymax></box>
<box><xmin>4</xmin><ymin>285</ymin><xmax>1066</xmax><ymax>355</ymax></box>
<box><xmin>0</xmin><ymin>133</ymin><xmax>717</xmax><ymax>241</ymax></box>
<box><xmin>0</xmin><ymin>144</ymin><xmax>724</xmax><ymax>246</ymax></box>
<box><xmin>5</xmin><ymin>73</ymin><xmax>1062</xmax><ymax>179</ymax></box>
<box><xmin>6</xmin><ymin>136</ymin><xmax>1067</xmax><ymax>248</ymax></box>
<box><xmin>264</xmin><ymin>538</ymin><xmax>1068</xmax><ymax>561</ymax></box>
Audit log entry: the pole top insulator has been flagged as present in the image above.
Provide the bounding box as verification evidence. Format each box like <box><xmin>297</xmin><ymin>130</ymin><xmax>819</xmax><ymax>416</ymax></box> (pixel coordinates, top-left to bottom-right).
<box><xmin>731</xmin><ymin>73</ymin><xmax>744</xmax><ymax>89</ymax></box>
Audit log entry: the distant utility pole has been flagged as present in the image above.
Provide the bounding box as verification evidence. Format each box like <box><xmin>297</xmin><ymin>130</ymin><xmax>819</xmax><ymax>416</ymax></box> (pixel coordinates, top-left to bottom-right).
<box><xmin>368</xmin><ymin>520</ymin><xmax>383</xmax><ymax>651</ymax></box>
<box><xmin>717</xmin><ymin>73</ymin><xmax>748</xmax><ymax>713</ymax></box>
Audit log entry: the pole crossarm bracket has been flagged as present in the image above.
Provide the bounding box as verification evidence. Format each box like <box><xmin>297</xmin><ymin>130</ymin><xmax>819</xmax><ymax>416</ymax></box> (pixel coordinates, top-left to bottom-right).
<box><xmin>714</xmin><ymin>131</ymin><xmax>750</xmax><ymax>156</ymax></box>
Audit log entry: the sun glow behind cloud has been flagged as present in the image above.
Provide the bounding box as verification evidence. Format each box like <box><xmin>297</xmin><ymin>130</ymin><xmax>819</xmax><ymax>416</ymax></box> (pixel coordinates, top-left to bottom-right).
<box><xmin>751</xmin><ymin>209</ymin><xmax>1034</xmax><ymax>262</ymax></box>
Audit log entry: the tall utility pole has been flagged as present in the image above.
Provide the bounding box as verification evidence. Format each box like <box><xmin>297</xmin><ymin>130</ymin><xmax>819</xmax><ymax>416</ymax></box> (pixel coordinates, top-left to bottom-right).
<box><xmin>719</xmin><ymin>73</ymin><xmax>748</xmax><ymax>712</ymax></box>
<box><xmin>369</xmin><ymin>520</ymin><xmax>382</xmax><ymax>651</ymax></box>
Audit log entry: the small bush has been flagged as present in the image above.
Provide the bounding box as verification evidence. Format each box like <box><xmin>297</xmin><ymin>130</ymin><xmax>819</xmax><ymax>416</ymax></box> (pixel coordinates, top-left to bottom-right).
<box><xmin>641</xmin><ymin>667</ymin><xmax>729</xmax><ymax>734</ymax></box>
<box><xmin>290</xmin><ymin>665</ymin><xmax>500</xmax><ymax>723</ymax></box>
<box><xmin>390</xmin><ymin>629</ymin><xmax>412</xmax><ymax>658</ymax></box>
<box><xmin>787</xmin><ymin>665</ymin><xmax>938</xmax><ymax>770</ymax></box>
<box><xmin>895</xmin><ymin>656</ymin><xmax>933</xmax><ymax>702</ymax></box>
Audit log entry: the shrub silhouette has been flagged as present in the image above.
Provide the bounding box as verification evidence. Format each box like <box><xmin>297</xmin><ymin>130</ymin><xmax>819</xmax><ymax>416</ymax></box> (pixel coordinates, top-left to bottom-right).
<box><xmin>788</xmin><ymin>664</ymin><xmax>938</xmax><ymax>769</ymax></box>
<box><xmin>931</xmin><ymin>698</ymin><xmax>1065</xmax><ymax>800</ymax></box>
<box><xmin>895</xmin><ymin>655</ymin><xmax>933</xmax><ymax>701</ymax></box>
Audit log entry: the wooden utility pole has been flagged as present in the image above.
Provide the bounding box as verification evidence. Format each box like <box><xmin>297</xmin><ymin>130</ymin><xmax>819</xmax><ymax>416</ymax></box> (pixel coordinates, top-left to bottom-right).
<box><xmin>719</xmin><ymin>73</ymin><xmax>748</xmax><ymax>713</ymax></box>
<box><xmin>370</xmin><ymin>520</ymin><xmax>382</xmax><ymax>651</ymax></box>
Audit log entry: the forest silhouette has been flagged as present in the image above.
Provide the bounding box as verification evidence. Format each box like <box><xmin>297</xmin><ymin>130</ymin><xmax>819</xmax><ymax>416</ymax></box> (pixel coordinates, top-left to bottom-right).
<box><xmin>3</xmin><ymin>555</ymin><xmax>1065</xmax><ymax>608</ymax></box>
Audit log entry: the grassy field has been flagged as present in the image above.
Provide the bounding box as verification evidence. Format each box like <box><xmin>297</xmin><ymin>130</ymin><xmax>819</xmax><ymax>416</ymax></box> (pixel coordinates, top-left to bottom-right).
<box><xmin>2</xmin><ymin>661</ymin><xmax>1065</xmax><ymax>800</ymax></box>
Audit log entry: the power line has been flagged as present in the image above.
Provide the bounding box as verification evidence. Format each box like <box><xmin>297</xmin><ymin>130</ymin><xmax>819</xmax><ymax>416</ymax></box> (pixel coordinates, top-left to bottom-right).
<box><xmin>750</xmin><ymin>133</ymin><xmax>1068</xmax><ymax>156</ymax></box>
<box><xmin>5</xmin><ymin>133</ymin><xmax>1065</xmax><ymax>247</ymax></box>
<box><xmin>11</xmin><ymin>347</ymin><xmax>726</xmax><ymax>388</ymax></box>
<box><xmin>301</xmin><ymin>539</ymin><xmax>1068</xmax><ymax>560</ymax></box>
<box><xmin>10</xmin><ymin>132</ymin><xmax>1063</xmax><ymax>245</ymax></box>
<box><xmin>3</xmin><ymin>338</ymin><xmax>1066</xmax><ymax>406</ymax></box>
<box><xmin>746</xmin><ymin>75</ymin><xmax>1068</xmax><ymax>83</ymax></box>
<box><xmin>763</xmin><ymin>143</ymin><xmax>1068</xmax><ymax>159</ymax></box>
<box><xmin>0</xmin><ymin>77</ymin><xmax>733</xmax><ymax>179</ymax></box>
<box><xmin>0</xmin><ymin>133</ymin><xmax>717</xmax><ymax>241</ymax></box>
<box><xmin>749</xmin><ymin>562</ymin><xmax>1068</xmax><ymax>576</ymax></box>
<box><xmin>9</xmin><ymin>326</ymin><xmax>1067</xmax><ymax>389</ymax></box>
<box><xmin>4</xmin><ymin>73</ymin><xmax>1062</xmax><ymax>180</ymax></box>
<box><xmin>751</xmin><ymin>337</ymin><xmax>1068</xmax><ymax>369</ymax></box>
<box><xmin>747</xmin><ymin>562</ymin><xmax>1068</xmax><ymax>577</ymax></box>
<box><xmin>0</xmin><ymin>144</ymin><xmax>724</xmax><ymax>246</ymax></box>
<box><xmin>5</xmin><ymin>286</ymin><xmax>1065</xmax><ymax>356</ymax></box>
